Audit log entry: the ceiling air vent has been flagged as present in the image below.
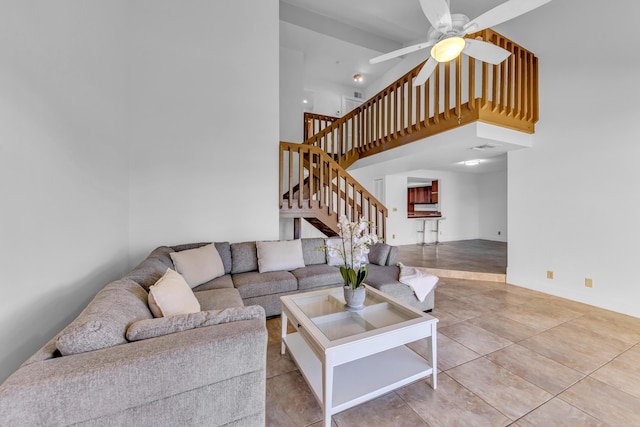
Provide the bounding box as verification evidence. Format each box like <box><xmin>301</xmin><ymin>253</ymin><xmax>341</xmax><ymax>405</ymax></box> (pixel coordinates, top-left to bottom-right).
<box><xmin>470</xmin><ymin>143</ymin><xmax>498</xmax><ymax>151</ymax></box>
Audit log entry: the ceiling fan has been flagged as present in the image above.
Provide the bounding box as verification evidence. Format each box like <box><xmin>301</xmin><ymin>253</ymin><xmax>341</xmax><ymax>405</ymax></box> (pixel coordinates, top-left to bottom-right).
<box><xmin>370</xmin><ymin>0</ymin><xmax>552</xmax><ymax>86</ymax></box>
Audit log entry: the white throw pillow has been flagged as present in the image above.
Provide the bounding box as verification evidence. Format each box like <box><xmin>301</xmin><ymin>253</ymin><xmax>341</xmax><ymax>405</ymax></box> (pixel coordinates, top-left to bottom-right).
<box><xmin>148</xmin><ymin>268</ymin><xmax>201</xmax><ymax>318</ymax></box>
<box><xmin>256</xmin><ymin>240</ymin><xmax>306</xmax><ymax>273</ymax></box>
<box><xmin>170</xmin><ymin>243</ymin><xmax>225</xmax><ymax>288</ymax></box>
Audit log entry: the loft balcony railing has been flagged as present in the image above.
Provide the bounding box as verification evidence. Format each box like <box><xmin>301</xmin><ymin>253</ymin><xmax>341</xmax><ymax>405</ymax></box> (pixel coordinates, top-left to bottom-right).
<box><xmin>303</xmin><ymin>29</ymin><xmax>538</xmax><ymax>167</ymax></box>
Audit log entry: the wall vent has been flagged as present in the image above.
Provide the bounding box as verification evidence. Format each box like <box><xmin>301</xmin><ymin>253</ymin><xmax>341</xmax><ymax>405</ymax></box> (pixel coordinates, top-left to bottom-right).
<box><xmin>353</xmin><ymin>91</ymin><xmax>363</xmax><ymax>99</ymax></box>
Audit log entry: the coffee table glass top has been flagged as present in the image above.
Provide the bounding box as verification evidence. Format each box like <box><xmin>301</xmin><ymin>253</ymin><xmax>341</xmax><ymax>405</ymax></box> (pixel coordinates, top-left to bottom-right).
<box><xmin>289</xmin><ymin>287</ymin><xmax>422</xmax><ymax>341</ymax></box>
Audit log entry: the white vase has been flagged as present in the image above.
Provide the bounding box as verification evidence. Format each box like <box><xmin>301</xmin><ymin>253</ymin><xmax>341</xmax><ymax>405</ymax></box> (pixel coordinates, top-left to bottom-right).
<box><xmin>343</xmin><ymin>285</ymin><xmax>366</xmax><ymax>310</ymax></box>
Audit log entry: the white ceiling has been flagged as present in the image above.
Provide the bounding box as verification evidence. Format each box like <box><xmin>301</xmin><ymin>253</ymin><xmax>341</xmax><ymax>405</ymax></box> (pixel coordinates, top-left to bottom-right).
<box><xmin>279</xmin><ymin>0</ymin><xmax>640</xmax><ymax>174</ymax></box>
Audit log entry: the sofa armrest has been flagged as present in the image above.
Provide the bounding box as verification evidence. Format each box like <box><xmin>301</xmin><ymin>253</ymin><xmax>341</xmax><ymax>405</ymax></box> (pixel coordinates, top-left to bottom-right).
<box><xmin>0</xmin><ymin>318</ymin><xmax>267</xmax><ymax>426</ymax></box>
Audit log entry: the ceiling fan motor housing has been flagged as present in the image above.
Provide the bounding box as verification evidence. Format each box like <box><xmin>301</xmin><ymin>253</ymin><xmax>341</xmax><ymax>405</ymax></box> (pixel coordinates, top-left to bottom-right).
<box><xmin>428</xmin><ymin>13</ymin><xmax>470</xmax><ymax>42</ymax></box>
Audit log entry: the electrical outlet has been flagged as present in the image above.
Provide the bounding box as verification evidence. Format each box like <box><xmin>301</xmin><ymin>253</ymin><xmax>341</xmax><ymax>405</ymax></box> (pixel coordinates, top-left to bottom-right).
<box><xmin>585</xmin><ymin>278</ymin><xmax>593</xmax><ymax>288</ymax></box>
<box><xmin>392</xmin><ymin>207</ymin><xmax>397</xmax><ymax>212</ymax></box>
<box><xmin>547</xmin><ymin>271</ymin><xmax>554</xmax><ymax>279</ymax></box>
<box><xmin>392</xmin><ymin>234</ymin><xmax>396</xmax><ymax>239</ymax></box>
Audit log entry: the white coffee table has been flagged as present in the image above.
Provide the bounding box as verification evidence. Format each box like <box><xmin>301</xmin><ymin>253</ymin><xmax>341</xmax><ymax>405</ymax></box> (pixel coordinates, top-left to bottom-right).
<box><xmin>280</xmin><ymin>285</ymin><xmax>438</xmax><ymax>427</ymax></box>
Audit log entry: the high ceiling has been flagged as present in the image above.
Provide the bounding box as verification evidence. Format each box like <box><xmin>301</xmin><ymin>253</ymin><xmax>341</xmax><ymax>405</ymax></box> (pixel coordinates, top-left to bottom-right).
<box><xmin>279</xmin><ymin>0</ymin><xmax>639</xmax><ymax>174</ymax></box>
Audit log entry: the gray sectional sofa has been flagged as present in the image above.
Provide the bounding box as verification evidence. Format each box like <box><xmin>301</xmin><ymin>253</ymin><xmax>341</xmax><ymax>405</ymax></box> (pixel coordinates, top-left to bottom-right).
<box><xmin>0</xmin><ymin>238</ymin><xmax>435</xmax><ymax>426</ymax></box>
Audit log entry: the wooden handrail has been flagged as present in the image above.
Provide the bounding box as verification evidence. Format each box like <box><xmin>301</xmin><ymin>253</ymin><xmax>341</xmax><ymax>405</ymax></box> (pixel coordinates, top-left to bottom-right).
<box><xmin>303</xmin><ymin>29</ymin><xmax>538</xmax><ymax>165</ymax></box>
<box><xmin>303</xmin><ymin>112</ymin><xmax>338</xmax><ymax>141</ymax></box>
<box><xmin>280</xmin><ymin>141</ymin><xmax>387</xmax><ymax>239</ymax></box>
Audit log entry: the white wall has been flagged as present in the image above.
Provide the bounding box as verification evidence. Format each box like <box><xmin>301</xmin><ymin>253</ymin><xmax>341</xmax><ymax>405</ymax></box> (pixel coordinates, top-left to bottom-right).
<box><xmin>478</xmin><ymin>170</ymin><xmax>508</xmax><ymax>242</ymax></box>
<box><xmin>0</xmin><ymin>0</ymin><xmax>279</xmax><ymax>383</ymax></box>
<box><xmin>127</xmin><ymin>0</ymin><xmax>280</xmax><ymax>264</ymax></box>
<box><xmin>508</xmin><ymin>61</ymin><xmax>640</xmax><ymax>317</ymax></box>
<box><xmin>280</xmin><ymin>47</ymin><xmax>304</xmax><ymax>143</ymax></box>
<box><xmin>0</xmin><ymin>1</ymin><xmax>129</xmax><ymax>382</ymax></box>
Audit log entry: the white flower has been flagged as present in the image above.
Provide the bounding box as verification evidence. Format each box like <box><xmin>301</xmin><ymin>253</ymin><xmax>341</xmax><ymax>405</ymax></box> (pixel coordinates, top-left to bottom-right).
<box><xmin>328</xmin><ymin>215</ymin><xmax>380</xmax><ymax>270</ymax></box>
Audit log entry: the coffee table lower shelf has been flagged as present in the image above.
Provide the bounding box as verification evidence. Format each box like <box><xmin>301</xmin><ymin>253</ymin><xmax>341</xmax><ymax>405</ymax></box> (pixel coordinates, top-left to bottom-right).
<box><xmin>283</xmin><ymin>332</ymin><xmax>433</xmax><ymax>414</ymax></box>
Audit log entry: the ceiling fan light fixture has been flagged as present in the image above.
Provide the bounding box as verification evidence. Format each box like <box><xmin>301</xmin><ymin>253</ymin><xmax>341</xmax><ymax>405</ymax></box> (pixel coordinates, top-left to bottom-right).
<box><xmin>430</xmin><ymin>36</ymin><xmax>465</xmax><ymax>62</ymax></box>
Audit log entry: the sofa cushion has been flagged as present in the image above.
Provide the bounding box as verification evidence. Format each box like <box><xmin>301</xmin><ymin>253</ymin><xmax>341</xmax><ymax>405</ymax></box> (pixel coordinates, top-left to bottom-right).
<box><xmin>256</xmin><ymin>240</ymin><xmax>306</xmax><ymax>273</ymax></box>
<box><xmin>192</xmin><ymin>274</ymin><xmax>235</xmax><ymax>292</ymax></box>
<box><xmin>231</xmin><ymin>241</ymin><xmax>258</xmax><ymax>274</ymax></box>
<box><xmin>368</xmin><ymin>243</ymin><xmax>392</xmax><ymax>266</ymax></box>
<box><xmin>170</xmin><ymin>243</ymin><xmax>225</xmax><ymax>288</ymax></box>
<box><xmin>291</xmin><ymin>264</ymin><xmax>343</xmax><ymax>290</ymax></box>
<box><xmin>172</xmin><ymin>242</ymin><xmax>232</xmax><ymax>274</ymax></box>
<box><xmin>126</xmin><ymin>305</ymin><xmax>265</xmax><ymax>341</ymax></box>
<box><xmin>148</xmin><ymin>269</ymin><xmax>201</xmax><ymax>317</ymax></box>
<box><xmin>232</xmin><ymin>271</ymin><xmax>297</xmax><ymax>299</ymax></box>
<box><xmin>363</xmin><ymin>264</ymin><xmax>401</xmax><ymax>289</ymax></box>
<box><xmin>56</xmin><ymin>279</ymin><xmax>152</xmax><ymax>356</ymax></box>
<box><xmin>126</xmin><ymin>247</ymin><xmax>174</xmax><ymax>291</ymax></box>
<box><xmin>301</xmin><ymin>238</ymin><xmax>327</xmax><ymax>265</ymax></box>
<box><xmin>195</xmin><ymin>288</ymin><xmax>245</xmax><ymax>311</ymax></box>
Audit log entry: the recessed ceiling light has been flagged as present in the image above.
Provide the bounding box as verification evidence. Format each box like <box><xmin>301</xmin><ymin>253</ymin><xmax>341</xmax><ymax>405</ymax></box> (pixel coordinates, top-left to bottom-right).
<box><xmin>303</xmin><ymin>99</ymin><xmax>308</xmax><ymax>104</ymax></box>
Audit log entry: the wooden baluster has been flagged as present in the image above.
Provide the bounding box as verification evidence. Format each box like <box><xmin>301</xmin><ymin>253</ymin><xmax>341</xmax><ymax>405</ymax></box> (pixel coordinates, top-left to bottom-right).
<box><xmin>455</xmin><ymin>55</ymin><xmax>462</xmax><ymax>120</ymax></box>
<box><xmin>469</xmin><ymin>56</ymin><xmax>476</xmax><ymax>111</ymax></box>
<box><xmin>424</xmin><ymin>74</ymin><xmax>430</xmax><ymax>126</ymax></box>
<box><xmin>481</xmin><ymin>61</ymin><xmax>489</xmax><ymax>110</ymax></box>
<box><xmin>399</xmin><ymin>80</ymin><xmax>406</xmax><ymax>136</ymax></box>
<box><xmin>444</xmin><ymin>61</ymin><xmax>451</xmax><ymax>120</ymax></box>
<box><xmin>408</xmin><ymin>76</ymin><xmax>414</xmax><ymax>133</ymax></box>
<box><xmin>433</xmin><ymin>65</ymin><xmax>440</xmax><ymax>124</ymax></box>
<box><xmin>415</xmin><ymin>71</ymin><xmax>422</xmax><ymax>130</ymax></box>
<box><xmin>515</xmin><ymin>48</ymin><xmax>523</xmax><ymax>120</ymax></box>
<box><xmin>386</xmin><ymin>89</ymin><xmax>392</xmax><ymax>141</ymax></box>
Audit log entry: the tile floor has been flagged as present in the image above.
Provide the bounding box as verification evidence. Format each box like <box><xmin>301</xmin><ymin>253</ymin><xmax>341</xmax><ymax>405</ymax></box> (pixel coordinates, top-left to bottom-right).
<box><xmin>265</xmin><ymin>277</ymin><xmax>640</xmax><ymax>426</ymax></box>
<box><xmin>397</xmin><ymin>239</ymin><xmax>507</xmax><ymax>275</ymax></box>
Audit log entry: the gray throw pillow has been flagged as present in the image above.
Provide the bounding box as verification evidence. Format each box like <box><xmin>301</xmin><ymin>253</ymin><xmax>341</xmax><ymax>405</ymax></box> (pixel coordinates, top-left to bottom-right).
<box><xmin>368</xmin><ymin>243</ymin><xmax>392</xmax><ymax>266</ymax></box>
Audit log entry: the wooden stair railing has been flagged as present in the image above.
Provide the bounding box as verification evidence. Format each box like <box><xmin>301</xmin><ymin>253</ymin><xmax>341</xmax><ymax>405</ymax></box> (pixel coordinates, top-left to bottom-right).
<box><xmin>303</xmin><ymin>112</ymin><xmax>338</xmax><ymax>141</ymax></box>
<box><xmin>303</xmin><ymin>28</ymin><xmax>538</xmax><ymax>165</ymax></box>
<box><xmin>280</xmin><ymin>142</ymin><xmax>387</xmax><ymax>239</ymax></box>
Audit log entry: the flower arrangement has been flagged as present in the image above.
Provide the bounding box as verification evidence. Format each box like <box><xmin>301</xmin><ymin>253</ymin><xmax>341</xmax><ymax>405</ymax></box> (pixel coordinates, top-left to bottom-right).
<box><xmin>326</xmin><ymin>215</ymin><xmax>380</xmax><ymax>290</ymax></box>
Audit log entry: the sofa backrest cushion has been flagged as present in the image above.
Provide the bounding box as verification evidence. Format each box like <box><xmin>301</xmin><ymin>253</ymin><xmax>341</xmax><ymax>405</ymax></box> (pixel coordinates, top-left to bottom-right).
<box><xmin>256</xmin><ymin>240</ymin><xmax>306</xmax><ymax>273</ymax></box>
<box><xmin>301</xmin><ymin>238</ymin><xmax>327</xmax><ymax>265</ymax></box>
<box><xmin>172</xmin><ymin>242</ymin><xmax>232</xmax><ymax>274</ymax></box>
<box><xmin>325</xmin><ymin>237</ymin><xmax>345</xmax><ymax>266</ymax></box>
<box><xmin>368</xmin><ymin>243</ymin><xmax>392</xmax><ymax>266</ymax></box>
<box><xmin>386</xmin><ymin>246</ymin><xmax>398</xmax><ymax>266</ymax></box>
<box><xmin>56</xmin><ymin>279</ymin><xmax>152</xmax><ymax>356</ymax></box>
<box><xmin>169</xmin><ymin>243</ymin><xmax>225</xmax><ymax>288</ymax></box>
<box><xmin>126</xmin><ymin>305</ymin><xmax>265</xmax><ymax>341</ymax></box>
<box><xmin>126</xmin><ymin>246</ymin><xmax>174</xmax><ymax>291</ymax></box>
<box><xmin>231</xmin><ymin>241</ymin><xmax>258</xmax><ymax>274</ymax></box>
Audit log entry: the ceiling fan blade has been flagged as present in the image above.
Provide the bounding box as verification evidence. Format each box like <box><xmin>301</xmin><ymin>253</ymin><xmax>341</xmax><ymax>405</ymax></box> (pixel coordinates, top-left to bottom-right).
<box><xmin>414</xmin><ymin>57</ymin><xmax>438</xmax><ymax>86</ymax></box>
<box><xmin>463</xmin><ymin>39</ymin><xmax>512</xmax><ymax>65</ymax></box>
<box><xmin>463</xmin><ymin>0</ymin><xmax>552</xmax><ymax>34</ymax></box>
<box><xmin>370</xmin><ymin>40</ymin><xmax>436</xmax><ymax>64</ymax></box>
<box><xmin>419</xmin><ymin>0</ymin><xmax>452</xmax><ymax>32</ymax></box>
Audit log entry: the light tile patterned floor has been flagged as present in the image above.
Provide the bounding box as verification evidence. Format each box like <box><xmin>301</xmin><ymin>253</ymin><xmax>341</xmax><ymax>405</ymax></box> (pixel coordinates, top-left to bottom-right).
<box><xmin>266</xmin><ymin>277</ymin><xmax>640</xmax><ymax>426</ymax></box>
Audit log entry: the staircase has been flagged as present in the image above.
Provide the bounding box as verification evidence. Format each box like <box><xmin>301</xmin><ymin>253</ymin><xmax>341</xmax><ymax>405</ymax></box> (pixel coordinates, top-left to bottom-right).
<box><xmin>280</xmin><ymin>29</ymin><xmax>539</xmax><ymax>239</ymax></box>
